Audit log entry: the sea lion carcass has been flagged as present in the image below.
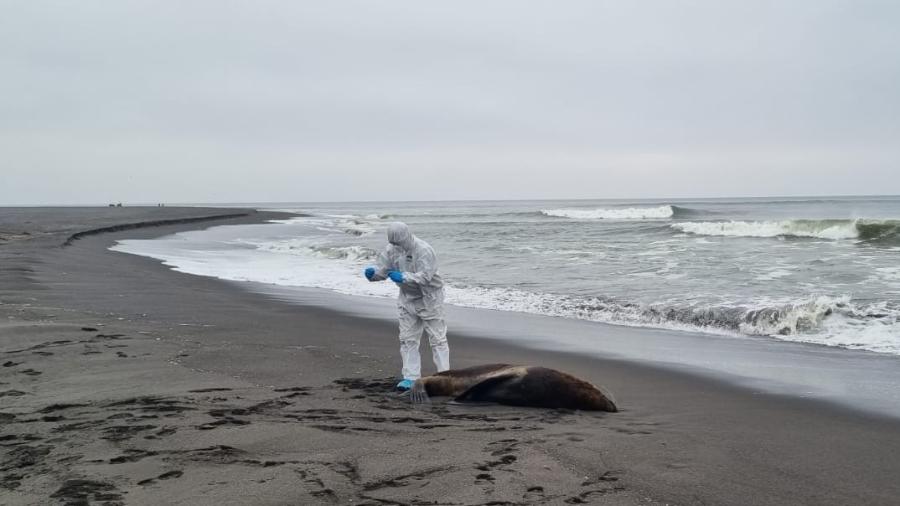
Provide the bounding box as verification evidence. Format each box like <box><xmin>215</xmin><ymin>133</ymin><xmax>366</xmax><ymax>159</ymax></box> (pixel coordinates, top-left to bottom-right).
<box><xmin>409</xmin><ymin>364</ymin><xmax>618</xmax><ymax>412</ymax></box>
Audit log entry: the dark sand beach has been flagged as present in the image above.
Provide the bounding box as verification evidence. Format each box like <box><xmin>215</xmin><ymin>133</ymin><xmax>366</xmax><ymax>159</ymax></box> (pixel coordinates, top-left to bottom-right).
<box><xmin>3</xmin><ymin>207</ymin><xmax>900</xmax><ymax>505</ymax></box>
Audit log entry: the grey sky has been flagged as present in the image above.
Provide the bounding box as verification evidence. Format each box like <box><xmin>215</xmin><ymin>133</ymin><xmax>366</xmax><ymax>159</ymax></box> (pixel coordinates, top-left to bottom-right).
<box><xmin>3</xmin><ymin>1</ymin><xmax>899</xmax><ymax>205</ymax></box>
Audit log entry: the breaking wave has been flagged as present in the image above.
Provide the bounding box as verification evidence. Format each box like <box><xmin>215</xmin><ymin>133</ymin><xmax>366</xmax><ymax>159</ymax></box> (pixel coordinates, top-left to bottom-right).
<box><xmin>269</xmin><ymin>216</ymin><xmax>377</xmax><ymax>236</ymax></box>
<box><xmin>672</xmin><ymin>219</ymin><xmax>900</xmax><ymax>243</ymax></box>
<box><xmin>242</xmin><ymin>239</ymin><xmax>378</xmax><ymax>262</ymax></box>
<box><xmin>443</xmin><ymin>290</ymin><xmax>900</xmax><ymax>354</ymax></box>
<box><xmin>110</xmin><ymin>200</ymin><xmax>900</xmax><ymax>357</ymax></box>
<box><xmin>310</xmin><ymin>245</ymin><xmax>378</xmax><ymax>261</ymax></box>
<box><xmin>114</xmin><ymin>232</ymin><xmax>900</xmax><ymax>355</ymax></box>
<box><xmin>542</xmin><ymin>205</ymin><xmax>683</xmax><ymax>220</ymax></box>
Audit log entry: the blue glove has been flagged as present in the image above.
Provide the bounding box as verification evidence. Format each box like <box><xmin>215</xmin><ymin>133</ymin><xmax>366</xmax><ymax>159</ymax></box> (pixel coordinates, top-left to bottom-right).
<box><xmin>388</xmin><ymin>271</ymin><xmax>404</xmax><ymax>283</ymax></box>
<box><xmin>364</xmin><ymin>267</ymin><xmax>376</xmax><ymax>280</ymax></box>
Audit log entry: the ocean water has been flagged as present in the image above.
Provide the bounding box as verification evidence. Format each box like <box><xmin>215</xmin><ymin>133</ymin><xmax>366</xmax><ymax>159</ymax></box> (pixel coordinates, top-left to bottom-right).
<box><xmin>111</xmin><ymin>196</ymin><xmax>900</xmax><ymax>356</ymax></box>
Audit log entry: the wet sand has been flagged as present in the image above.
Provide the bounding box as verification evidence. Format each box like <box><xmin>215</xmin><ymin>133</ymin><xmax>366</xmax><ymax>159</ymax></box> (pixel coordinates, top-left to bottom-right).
<box><xmin>2</xmin><ymin>207</ymin><xmax>900</xmax><ymax>505</ymax></box>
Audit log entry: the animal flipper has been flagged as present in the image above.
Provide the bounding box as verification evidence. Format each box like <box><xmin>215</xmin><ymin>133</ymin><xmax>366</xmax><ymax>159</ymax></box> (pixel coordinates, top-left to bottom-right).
<box><xmin>409</xmin><ymin>379</ymin><xmax>430</xmax><ymax>405</ymax></box>
<box><xmin>453</xmin><ymin>372</ymin><xmax>520</xmax><ymax>403</ymax></box>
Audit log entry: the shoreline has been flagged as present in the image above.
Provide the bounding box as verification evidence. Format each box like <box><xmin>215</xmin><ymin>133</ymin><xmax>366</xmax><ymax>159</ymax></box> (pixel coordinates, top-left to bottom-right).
<box><xmin>108</xmin><ymin>215</ymin><xmax>900</xmax><ymax>420</ymax></box>
<box><xmin>3</xmin><ymin>207</ymin><xmax>900</xmax><ymax>505</ymax></box>
<box><xmin>247</xmin><ymin>284</ymin><xmax>900</xmax><ymax>423</ymax></box>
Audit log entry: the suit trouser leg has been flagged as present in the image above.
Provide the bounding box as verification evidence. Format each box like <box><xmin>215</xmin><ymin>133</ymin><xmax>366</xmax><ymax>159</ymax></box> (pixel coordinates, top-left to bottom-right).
<box><xmin>398</xmin><ymin>305</ymin><xmax>424</xmax><ymax>379</ymax></box>
<box><xmin>423</xmin><ymin>317</ymin><xmax>449</xmax><ymax>372</ymax></box>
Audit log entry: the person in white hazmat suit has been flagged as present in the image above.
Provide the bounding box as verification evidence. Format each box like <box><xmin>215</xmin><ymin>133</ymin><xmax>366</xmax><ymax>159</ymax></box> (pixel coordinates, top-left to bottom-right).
<box><xmin>364</xmin><ymin>222</ymin><xmax>450</xmax><ymax>391</ymax></box>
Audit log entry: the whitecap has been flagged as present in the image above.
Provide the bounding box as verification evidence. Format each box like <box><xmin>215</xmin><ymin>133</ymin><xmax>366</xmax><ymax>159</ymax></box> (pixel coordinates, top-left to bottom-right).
<box><xmin>671</xmin><ymin>220</ymin><xmax>859</xmax><ymax>240</ymax></box>
<box><xmin>541</xmin><ymin>205</ymin><xmax>674</xmax><ymax>220</ymax></box>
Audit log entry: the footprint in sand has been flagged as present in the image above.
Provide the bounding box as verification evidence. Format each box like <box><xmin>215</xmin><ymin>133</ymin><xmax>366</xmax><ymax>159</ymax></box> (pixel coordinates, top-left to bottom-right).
<box><xmin>475</xmin><ymin>454</ymin><xmax>517</xmax><ymax>471</ymax></box>
<box><xmin>137</xmin><ymin>470</ymin><xmax>184</xmax><ymax>486</ymax></box>
<box><xmin>101</xmin><ymin>425</ymin><xmax>157</xmax><ymax>442</ymax></box>
<box><xmin>50</xmin><ymin>479</ymin><xmax>123</xmax><ymax>505</ymax></box>
<box><xmin>197</xmin><ymin>417</ymin><xmax>251</xmax><ymax>430</ymax></box>
<box><xmin>474</xmin><ymin>472</ymin><xmax>494</xmax><ymax>483</ymax></box>
<box><xmin>146</xmin><ymin>426</ymin><xmax>177</xmax><ymax>439</ymax></box>
<box><xmin>38</xmin><ymin>403</ymin><xmax>88</xmax><ymax>414</ymax></box>
<box><xmin>581</xmin><ymin>470</ymin><xmax>622</xmax><ymax>486</ymax></box>
<box><xmin>486</xmin><ymin>438</ymin><xmax>520</xmax><ymax>456</ymax></box>
<box><xmin>108</xmin><ymin>449</ymin><xmax>158</xmax><ymax>464</ymax></box>
<box><xmin>0</xmin><ymin>390</ymin><xmax>30</xmax><ymax>398</ymax></box>
<box><xmin>524</xmin><ymin>485</ymin><xmax>547</xmax><ymax>501</ymax></box>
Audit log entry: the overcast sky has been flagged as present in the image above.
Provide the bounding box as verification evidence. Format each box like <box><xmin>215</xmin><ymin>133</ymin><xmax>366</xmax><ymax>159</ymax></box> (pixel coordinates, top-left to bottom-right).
<box><xmin>2</xmin><ymin>1</ymin><xmax>899</xmax><ymax>205</ymax></box>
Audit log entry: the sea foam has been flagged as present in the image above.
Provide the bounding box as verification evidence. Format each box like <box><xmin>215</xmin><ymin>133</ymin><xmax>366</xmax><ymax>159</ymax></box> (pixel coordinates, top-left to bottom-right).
<box><xmin>111</xmin><ymin>226</ymin><xmax>900</xmax><ymax>356</ymax></box>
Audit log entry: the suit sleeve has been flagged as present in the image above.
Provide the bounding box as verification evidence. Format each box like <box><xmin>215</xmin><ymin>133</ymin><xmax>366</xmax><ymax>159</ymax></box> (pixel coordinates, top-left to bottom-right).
<box><xmin>401</xmin><ymin>247</ymin><xmax>437</xmax><ymax>286</ymax></box>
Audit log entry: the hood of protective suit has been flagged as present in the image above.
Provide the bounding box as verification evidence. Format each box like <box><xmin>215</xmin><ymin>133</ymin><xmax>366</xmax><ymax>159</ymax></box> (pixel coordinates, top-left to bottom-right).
<box><xmin>387</xmin><ymin>222</ymin><xmax>416</xmax><ymax>251</ymax></box>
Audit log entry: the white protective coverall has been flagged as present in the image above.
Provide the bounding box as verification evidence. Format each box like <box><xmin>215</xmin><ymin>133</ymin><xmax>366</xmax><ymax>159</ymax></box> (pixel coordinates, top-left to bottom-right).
<box><xmin>369</xmin><ymin>222</ymin><xmax>450</xmax><ymax>379</ymax></box>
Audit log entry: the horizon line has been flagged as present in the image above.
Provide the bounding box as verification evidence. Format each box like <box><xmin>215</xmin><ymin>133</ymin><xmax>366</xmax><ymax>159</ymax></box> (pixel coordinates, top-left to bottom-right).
<box><xmin>4</xmin><ymin>193</ymin><xmax>900</xmax><ymax>208</ymax></box>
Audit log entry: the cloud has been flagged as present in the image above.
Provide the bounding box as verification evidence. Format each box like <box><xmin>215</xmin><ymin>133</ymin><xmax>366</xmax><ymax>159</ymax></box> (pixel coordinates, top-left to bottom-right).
<box><xmin>2</xmin><ymin>1</ymin><xmax>899</xmax><ymax>204</ymax></box>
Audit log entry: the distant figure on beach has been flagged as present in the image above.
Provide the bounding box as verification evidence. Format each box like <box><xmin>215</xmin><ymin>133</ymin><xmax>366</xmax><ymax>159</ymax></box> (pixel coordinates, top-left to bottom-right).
<box><xmin>364</xmin><ymin>222</ymin><xmax>450</xmax><ymax>391</ymax></box>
